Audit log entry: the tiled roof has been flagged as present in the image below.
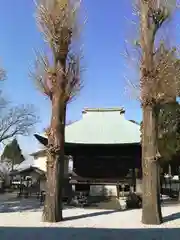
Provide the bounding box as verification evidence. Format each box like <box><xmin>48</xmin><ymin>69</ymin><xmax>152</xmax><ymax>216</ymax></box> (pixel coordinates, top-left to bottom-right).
<box><xmin>64</xmin><ymin>108</ymin><xmax>140</xmax><ymax>144</ymax></box>
<box><xmin>35</xmin><ymin>108</ymin><xmax>140</xmax><ymax>144</ymax></box>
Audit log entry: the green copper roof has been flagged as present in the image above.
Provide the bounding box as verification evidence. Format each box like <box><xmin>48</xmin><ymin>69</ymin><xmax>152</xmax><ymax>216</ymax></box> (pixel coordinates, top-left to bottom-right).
<box><xmin>36</xmin><ymin>108</ymin><xmax>140</xmax><ymax>145</ymax></box>
<box><xmin>64</xmin><ymin>108</ymin><xmax>140</xmax><ymax>144</ymax></box>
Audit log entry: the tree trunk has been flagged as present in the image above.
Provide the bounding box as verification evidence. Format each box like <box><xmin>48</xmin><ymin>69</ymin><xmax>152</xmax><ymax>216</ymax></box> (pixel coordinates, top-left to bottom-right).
<box><xmin>43</xmin><ymin>153</ymin><xmax>65</xmax><ymax>222</ymax></box>
<box><xmin>140</xmin><ymin>0</ymin><xmax>162</xmax><ymax>225</ymax></box>
<box><xmin>141</xmin><ymin>105</ymin><xmax>162</xmax><ymax>225</ymax></box>
<box><xmin>43</xmin><ymin>92</ymin><xmax>66</xmax><ymax>222</ymax></box>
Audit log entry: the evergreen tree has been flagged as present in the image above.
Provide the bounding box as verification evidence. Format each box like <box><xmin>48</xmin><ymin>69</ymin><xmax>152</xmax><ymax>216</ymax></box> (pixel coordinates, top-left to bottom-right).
<box><xmin>1</xmin><ymin>138</ymin><xmax>25</xmax><ymax>170</ymax></box>
<box><xmin>141</xmin><ymin>102</ymin><xmax>180</xmax><ymax>162</ymax></box>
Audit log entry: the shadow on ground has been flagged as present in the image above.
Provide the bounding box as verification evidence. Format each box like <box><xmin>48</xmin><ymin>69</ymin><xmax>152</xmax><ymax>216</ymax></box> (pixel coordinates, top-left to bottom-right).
<box><xmin>0</xmin><ymin>198</ymin><xmax>43</xmax><ymax>213</ymax></box>
<box><xmin>0</xmin><ymin>197</ymin><xmax>78</xmax><ymax>213</ymax></box>
<box><xmin>0</xmin><ymin>198</ymin><xmax>121</xmax><ymax>220</ymax></box>
<box><xmin>0</xmin><ymin>227</ymin><xmax>180</xmax><ymax>240</ymax></box>
<box><xmin>64</xmin><ymin>209</ymin><xmax>120</xmax><ymax>221</ymax></box>
<box><xmin>163</xmin><ymin>212</ymin><xmax>180</xmax><ymax>223</ymax></box>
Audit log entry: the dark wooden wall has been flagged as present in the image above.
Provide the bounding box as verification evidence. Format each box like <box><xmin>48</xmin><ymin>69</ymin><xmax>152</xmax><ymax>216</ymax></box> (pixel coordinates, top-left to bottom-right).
<box><xmin>66</xmin><ymin>143</ymin><xmax>141</xmax><ymax>179</ymax></box>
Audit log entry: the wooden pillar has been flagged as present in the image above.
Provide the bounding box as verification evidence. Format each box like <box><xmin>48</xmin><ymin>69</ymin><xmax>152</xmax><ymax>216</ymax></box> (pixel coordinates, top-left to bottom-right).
<box><xmin>132</xmin><ymin>168</ymin><xmax>136</xmax><ymax>192</ymax></box>
<box><xmin>19</xmin><ymin>177</ymin><xmax>23</xmax><ymax>197</ymax></box>
<box><xmin>116</xmin><ymin>184</ymin><xmax>120</xmax><ymax>199</ymax></box>
<box><xmin>168</xmin><ymin>164</ymin><xmax>172</xmax><ymax>177</ymax></box>
<box><xmin>121</xmin><ymin>184</ymin><xmax>125</xmax><ymax>197</ymax></box>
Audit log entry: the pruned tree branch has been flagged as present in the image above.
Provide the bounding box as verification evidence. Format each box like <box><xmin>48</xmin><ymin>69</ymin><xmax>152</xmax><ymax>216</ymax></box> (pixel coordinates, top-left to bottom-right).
<box><xmin>64</xmin><ymin>53</ymin><xmax>83</xmax><ymax>103</ymax></box>
<box><xmin>140</xmin><ymin>43</ymin><xmax>180</xmax><ymax>103</ymax></box>
<box><xmin>123</xmin><ymin>0</ymin><xmax>179</xmax><ymax>103</ymax></box>
<box><xmin>30</xmin><ymin>0</ymin><xmax>84</xmax><ymax>104</ymax></box>
<box><xmin>34</xmin><ymin>0</ymin><xmax>81</xmax><ymax>62</ymax></box>
<box><xmin>30</xmin><ymin>50</ymin><xmax>83</xmax><ymax>104</ymax></box>
<box><xmin>29</xmin><ymin>50</ymin><xmax>53</xmax><ymax>99</ymax></box>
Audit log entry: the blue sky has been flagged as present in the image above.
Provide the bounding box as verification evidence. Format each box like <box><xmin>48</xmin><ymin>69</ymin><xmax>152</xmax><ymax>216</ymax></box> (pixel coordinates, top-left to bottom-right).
<box><xmin>0</xmin><ymin>0</ymin><xmax>179</xmax><ymax>155</ymax></box>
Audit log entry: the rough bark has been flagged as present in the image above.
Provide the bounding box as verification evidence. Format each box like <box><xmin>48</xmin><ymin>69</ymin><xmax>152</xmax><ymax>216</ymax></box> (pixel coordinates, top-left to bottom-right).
<box><xmin>141</xmin><ymin>105</ymin><xmax>162</xmax><ymax>225</ymax></box>
<box><xmin>33</xmin><ymin>0</ymin><xmax>80</xmax><ymax>223</ymax></box>
<box><xmin>43</xmin><ymin>91</ymin><xmax>66</xmax><ymax>222</ymax></box>
<box><xmin>140</xmin><ymin>1</ymin><xmax>162</xmax><ymax>225</ymax></box>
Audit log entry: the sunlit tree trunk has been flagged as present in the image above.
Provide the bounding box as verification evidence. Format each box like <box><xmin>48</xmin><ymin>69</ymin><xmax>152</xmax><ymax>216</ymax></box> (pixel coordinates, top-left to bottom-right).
<box><xmin>140</xmin><ymin>1</ymin><xmax>162</xmax><ymax>225</ymax></box>
<box><xmin>43</xmin><ymin>90</ymin><xmax>66</xmax><ymax>222</ymax></box>
<box><xmin>43</xmin><ymin>57</ymin><xmax>66</xmax><ymax>221</ymax></box>
<box><xmin>33</xmin><ymin>0</ymin><xmax>82</xmax><ymax>223</ymax></box>
<box><xmin>141</xmin><ymin>105</ymin><xmax>162</xmax><ymax>224</ymax></box>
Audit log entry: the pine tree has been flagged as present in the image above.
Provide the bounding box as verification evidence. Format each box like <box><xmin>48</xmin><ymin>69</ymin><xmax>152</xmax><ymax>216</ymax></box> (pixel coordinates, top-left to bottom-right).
<box><xmin>1</xmin><ymin>138</ymin><xmax>25</xmax><ymax>170</ymax></box>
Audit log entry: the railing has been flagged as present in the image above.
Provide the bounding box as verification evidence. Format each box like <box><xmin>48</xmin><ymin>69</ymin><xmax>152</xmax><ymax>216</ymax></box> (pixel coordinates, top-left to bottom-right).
<box><xmin>69</xmin><ymin>176</ymin><xmax>134</xmax><ymax>185</ymax></box>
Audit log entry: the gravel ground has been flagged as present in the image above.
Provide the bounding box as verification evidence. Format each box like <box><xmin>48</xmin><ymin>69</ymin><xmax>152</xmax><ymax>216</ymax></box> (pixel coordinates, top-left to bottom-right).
<box><xmin>0</xmin><ymin>196</ymin><xmax>180</xmax><ymax>240</ymax></box>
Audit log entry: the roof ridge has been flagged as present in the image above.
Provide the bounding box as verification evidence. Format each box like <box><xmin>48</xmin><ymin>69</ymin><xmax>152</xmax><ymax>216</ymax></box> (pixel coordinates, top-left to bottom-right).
<box><xmin>82</xmin><ymin>107</ymin><xmax>125</xmax><ymax>114</ymax></box>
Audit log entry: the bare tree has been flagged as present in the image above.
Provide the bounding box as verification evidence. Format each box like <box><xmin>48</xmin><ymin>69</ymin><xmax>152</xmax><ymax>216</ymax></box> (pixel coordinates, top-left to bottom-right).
<box><xmin>137</xmin><ymin>0</ymin><xmax>178</xmax><ymax>225</ymax></box>
<box><xmin>123</xmin><ymin>0</ymin><xmax>179</xmax><ymax>225</ymax></box>
<box><xmin>0</xmin><ymin>63</ymin><xmax>38</xmax><ymax>143</ymax></box>
<box><xmin>31</xmin><ymin>0</ymin><xmax>82</xmax><ymax>222</ymax></box>
<box><xmin>0</xmin><ymin>65</ymin><xmax>6</xmax><ymax>81</ymax></box>
<box><xmin>0</xmin><ymin>102</ymin><xmax>38</xmax><ymax>143</ymax></box>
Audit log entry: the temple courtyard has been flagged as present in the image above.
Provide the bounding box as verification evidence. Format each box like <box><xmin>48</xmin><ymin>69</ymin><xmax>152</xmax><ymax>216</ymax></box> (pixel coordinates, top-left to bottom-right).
<box><xmin>0</xmin><ymin>193</ymin><xmax>180</xmax><ymax>239</ymax></box>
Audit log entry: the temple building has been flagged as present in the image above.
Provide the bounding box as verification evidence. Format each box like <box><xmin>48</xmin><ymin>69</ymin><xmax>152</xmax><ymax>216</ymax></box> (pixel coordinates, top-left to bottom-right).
<box><xmin>34</xmin><ymin>108</ymin><xmax>142</xmax><ymax>197</ymax></box>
